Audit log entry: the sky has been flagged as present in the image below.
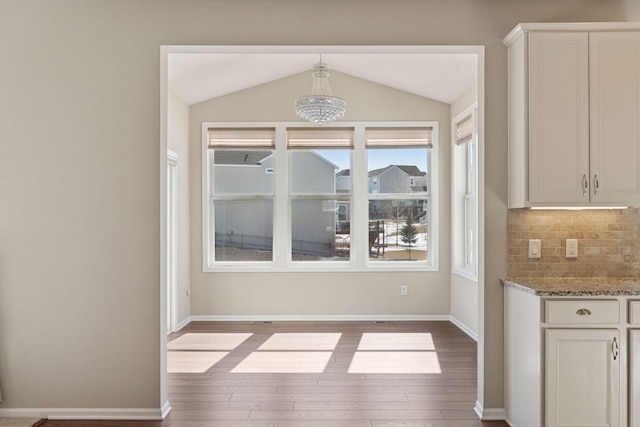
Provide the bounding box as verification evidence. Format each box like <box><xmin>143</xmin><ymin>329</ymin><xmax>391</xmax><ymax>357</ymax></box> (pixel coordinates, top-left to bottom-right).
<box><xmin>314</xmin><ymin>148</ymin><xmax>429</xmax><ymax>173</ymax></box>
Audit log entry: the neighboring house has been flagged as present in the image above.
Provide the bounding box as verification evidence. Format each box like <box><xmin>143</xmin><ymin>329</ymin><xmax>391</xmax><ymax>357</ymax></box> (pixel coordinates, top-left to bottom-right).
<box><xmin>213</xmin><ymin>150</ymin><xmax>339</xmax><ymax>255</ymax></box>
<box><xmin>368</xmin><ymin>165</ymin><xmax>428</xmax><ymax>221</ymax></box>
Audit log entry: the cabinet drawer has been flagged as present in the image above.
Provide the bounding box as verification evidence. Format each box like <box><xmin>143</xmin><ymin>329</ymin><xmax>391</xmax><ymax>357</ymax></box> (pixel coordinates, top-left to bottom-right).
<box><xmin>630</xmin><ymin>301</ymin><xmax>640</xmax><ymax>325</ymax></box>
<box><xmin>545</xmin><ymin>300</ymin><xmax>620</xmax><ymax>325</ymax></box>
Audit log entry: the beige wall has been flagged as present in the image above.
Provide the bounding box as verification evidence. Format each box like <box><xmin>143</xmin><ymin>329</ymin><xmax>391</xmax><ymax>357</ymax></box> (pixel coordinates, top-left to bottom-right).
<box><xmin>189</xmin><ymin>72</ymin><xmax>453</xmax><ymax>317</ymax></box>
<box><xmin>0</xmin><ymin>0</ymin><xmax>630</xmax><ymax>416</ymax></box>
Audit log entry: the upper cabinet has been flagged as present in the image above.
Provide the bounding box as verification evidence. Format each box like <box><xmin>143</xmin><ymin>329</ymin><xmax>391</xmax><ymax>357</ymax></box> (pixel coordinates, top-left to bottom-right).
<box><xmin>504</xmin><ymin>24</ymin><xmax>640</xmax><ymax>208</ymax></box>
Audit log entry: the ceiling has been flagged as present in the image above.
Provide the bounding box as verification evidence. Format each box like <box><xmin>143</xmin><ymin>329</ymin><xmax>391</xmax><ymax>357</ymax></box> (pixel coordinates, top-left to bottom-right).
<box><xmin>168</xmin><ymin>52</ymin><xmax>478</xmax><ymax>106</ymax></box>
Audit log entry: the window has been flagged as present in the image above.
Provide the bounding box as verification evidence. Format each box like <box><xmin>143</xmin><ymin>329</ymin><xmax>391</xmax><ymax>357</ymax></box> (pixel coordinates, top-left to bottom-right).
<box><xmin>203</xmin><ymin>122</ymin><xmax>438</xmax><ymax>272</ymax></box>
<box><xmin>207</xmin><ymin>127</ymin><xmax>275</xmax><ymax>263</ymax></box>
<box><xmin>452</xmin><ymin>106</ymin><xmax>477</xmax><ymax>280</ymax></box>
<box><xmin>366</xmin><ymin>127</ymin><xmax>432</xmax><ymax>263</ymax></box>
<box><xmin>288</xmin><ymin>128</ymin><xmax>353</xmax><ymax>262</ymax></box>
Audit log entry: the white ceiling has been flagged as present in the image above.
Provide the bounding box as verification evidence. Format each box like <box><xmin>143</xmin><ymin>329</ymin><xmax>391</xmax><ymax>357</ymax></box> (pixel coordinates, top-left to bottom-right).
<box><xmin>168</xmin><ymin>52</ymin><xmax>478</xmax><ymax>106</ymax></box>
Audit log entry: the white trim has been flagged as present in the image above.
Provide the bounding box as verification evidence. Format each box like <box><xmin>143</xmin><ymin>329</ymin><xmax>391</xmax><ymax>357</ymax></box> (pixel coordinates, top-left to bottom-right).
<box><xmin>474</xmin><ymin>401</ymin><xmax>506</xmax><ymax>421</ymax></box>
<box><xmin>188</xmin><ymin>314</ymin><xmax>451</xmax><ymax>322</ymax></box>
<box><xmin>175</xmin><ymin>316</ymin><xmax>191</xmax><ymax>332</ymax></box>
<box><xmin>161</xmin><ymin>401</ymin><xmax>172</xmax><ymax>419</ymax></box>
<box><xmin>503</xmin><ymin>22</ymin><xmax>640</xmax><ymax>47</ymax></box>
<box><xmin>0</xmin><ymin>408</ymin><xmax>166</xmax><ymax>420</ymax></box>
<box><xmin>450</xmin><ymin>315</ymin><xmax>478</xmax><ymax>342</ymax></box>
<box><xmin>166</xmin><ymin>151</ymin><xmax>178</xmax><ymax>334</ymax></box>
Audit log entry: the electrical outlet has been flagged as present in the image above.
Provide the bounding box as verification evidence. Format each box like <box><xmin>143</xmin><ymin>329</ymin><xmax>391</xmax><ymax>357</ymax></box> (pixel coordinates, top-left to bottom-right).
<box><xmin>566</xmin><ymin>239</ymin><xmax>578</xmax><ymax>258</ymax></box>
<box><xmin>400</xmin><ymin>285</ymin><xmax>408</xmax><ymax>296</ymax></box>
<box><xmin>528</xmin><ymin>239</ymin><xmax>541</xmax><ymax>259</ymax></box>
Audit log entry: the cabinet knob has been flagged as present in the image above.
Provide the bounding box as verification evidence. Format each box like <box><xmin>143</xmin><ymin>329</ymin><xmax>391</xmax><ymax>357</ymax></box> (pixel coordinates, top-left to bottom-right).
<box><xmin>582</xmin><ymin>175</ymin><xmax>588</xmax><ymax>196</ymax></box>
<box><xmin>576</xmin><ymin>308</ymin><xmax>592</xmax><ymax>316</ymax></box>
<box><xmin>593</xmin><ymin>174</ymin><xmax>599</xmax><ymax>196</ymax></box>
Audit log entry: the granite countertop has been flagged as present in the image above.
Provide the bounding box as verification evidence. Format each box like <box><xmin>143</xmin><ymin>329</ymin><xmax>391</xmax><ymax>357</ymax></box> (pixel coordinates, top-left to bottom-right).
<box><xmin>501</xmin><ymin>277</ymin><xmax>640</xmax><ymax>296</ymax></box>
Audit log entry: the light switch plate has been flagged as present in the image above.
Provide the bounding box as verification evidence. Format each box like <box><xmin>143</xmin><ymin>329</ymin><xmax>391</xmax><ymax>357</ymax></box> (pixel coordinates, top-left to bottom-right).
<box><xmin>528</xmin><ymin>239</ymin><xmax>541</xmax><ymax>259</ymax></box>
<box><xmin>566</xmin><ymin>239</ymin><xmax>578</xmax><ymax>258</ymax></box>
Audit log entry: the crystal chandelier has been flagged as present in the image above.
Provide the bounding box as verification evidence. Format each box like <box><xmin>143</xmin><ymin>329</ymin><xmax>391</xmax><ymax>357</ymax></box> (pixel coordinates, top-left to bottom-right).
<box><xmin>295</xmin><ymin>57</ymin><xmax>346</xmax><ymax>125</ymax></box>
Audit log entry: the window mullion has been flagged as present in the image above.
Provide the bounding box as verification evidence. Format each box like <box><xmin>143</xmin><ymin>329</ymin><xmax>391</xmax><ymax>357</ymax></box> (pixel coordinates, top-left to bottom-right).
<box><xmin>274</xmin><ymin>125</ymin><xmax>289</xmax><ymax>268</ymax></box>
<box><xmin>352</xmin><ymin>125</ymin><xmax>366</xmax><ymax>268</ymax></box>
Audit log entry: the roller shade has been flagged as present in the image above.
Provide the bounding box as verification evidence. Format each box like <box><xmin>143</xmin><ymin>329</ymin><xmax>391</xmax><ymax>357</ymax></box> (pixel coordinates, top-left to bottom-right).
<box><xmin>287</xmin><ymin>127</ymin><xmax>354</xmax><ymax>149</ymax></box>
<box><xmin>365</xmin><ymin>127</ymin><xmax>433</xmax><ymax>148</ymax></box>
<box><xmin>208</xmin><ymin>128</ymin><xmax>275</xmax><ymax>149</ymax></box>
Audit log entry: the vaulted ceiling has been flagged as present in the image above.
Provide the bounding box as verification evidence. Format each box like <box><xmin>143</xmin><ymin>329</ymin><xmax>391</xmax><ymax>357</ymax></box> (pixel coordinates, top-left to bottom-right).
<box><xmin>168</xmin><ymin>51</ymin><xmax>478</xmax><ymax>106</ymax></box>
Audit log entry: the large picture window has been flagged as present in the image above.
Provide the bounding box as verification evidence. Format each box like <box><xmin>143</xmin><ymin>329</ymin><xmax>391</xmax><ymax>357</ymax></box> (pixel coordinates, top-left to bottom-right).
<box><xmin>203</xmin><ymin>122</ymin><xmax>438</xmax><ymax>272</ymax></box>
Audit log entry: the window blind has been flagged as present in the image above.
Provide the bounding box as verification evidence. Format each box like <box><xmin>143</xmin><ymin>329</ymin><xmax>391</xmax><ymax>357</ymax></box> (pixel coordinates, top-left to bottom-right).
<box><xmin>287</xmin><ymin>127</ymin><xmax>354</xmax><ymax>149</ymax></box>
<box><xmin>455</xmin><ymin>115</ymin><xmax>473</xmax><ymax>145</ymax></box>
<box><xmin>365</xmin><ymin>127</ymin><xmax>433</xmax><ymax>148</ymax></box>
<box><xmin>208</xmin><ymin>128</ymin><xmax>276</xmax><ymax>149</ymax></box>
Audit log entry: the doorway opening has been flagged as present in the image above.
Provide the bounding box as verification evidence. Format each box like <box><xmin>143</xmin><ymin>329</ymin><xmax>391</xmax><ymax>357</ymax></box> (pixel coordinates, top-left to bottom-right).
<box><xmin>160</xmin><ymin>45</ymin><xmax>485</xmax><ymax>415</ymax></box>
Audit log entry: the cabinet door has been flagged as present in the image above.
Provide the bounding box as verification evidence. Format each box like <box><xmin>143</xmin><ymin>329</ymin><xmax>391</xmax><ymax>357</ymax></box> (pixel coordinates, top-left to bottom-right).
<box><xmin>546</xmin><ymin>329</ymin><xmax>620</xmax><ymax>427</ymax></box>
<box><xmin>590</xmin><ymin>32</ymin><xmax>640</xmax><ymax>205</ymax></box>
<box><xmin>632</xmin><ymin>330</ymin><xmax>640</xmax><ymax>427</ymax></box>
<box><xmin>529</xmin><ymin>32</ymin><xmax>590</xmax><ymax>205</ymax></box>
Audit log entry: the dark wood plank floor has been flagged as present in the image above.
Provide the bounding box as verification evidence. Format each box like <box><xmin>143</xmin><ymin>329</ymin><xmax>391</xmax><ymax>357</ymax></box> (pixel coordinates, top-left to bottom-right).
<box><xmin>38</xmin><ymin>321</ymin><xmax>509</xmax><ymax>427</ymax></box>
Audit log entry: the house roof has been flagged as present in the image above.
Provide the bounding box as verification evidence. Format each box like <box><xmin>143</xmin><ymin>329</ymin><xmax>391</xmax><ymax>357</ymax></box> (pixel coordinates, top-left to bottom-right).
<box><xmin>337</xmin><ymin>169</ymin><xmax>351</xmax><ymax>177</ymax></box>
<box><xmin>214</xmin><ymin>150</ymin><xmax>272</xmax><ymax>165</ymax></box>
<box><xmin>368</xmin><ymin>165</ymin><xmax>426</xmax><ymax>177</ymax></box>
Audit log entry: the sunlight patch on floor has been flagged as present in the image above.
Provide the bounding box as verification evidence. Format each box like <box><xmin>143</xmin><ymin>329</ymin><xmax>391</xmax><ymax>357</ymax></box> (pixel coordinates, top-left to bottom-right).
<box><xmin>167</xmin><ymin>333</ymin><xmax>253</xmax><ymax>351</ymax></box>
<box><xmin>257</xmin><ymin>333</ymin><xmax>342</xmax><ymax>350</ymax></box>
<box><xmin>357</xmin><ymin>332</ymin><xmax>435</xmax><ymax>350</ymax></box>
<box><xmin>231</xmin><ymin>351</ymin><xmax>333</xmax><ymax>373</ymax></box>
<box><xmin>348</xmin><ymin>351</ymin><xmax>442</xmax><ymax>374</ymax></box>
<box><xmin>167</xmin><ymin>351</ymin><xmax>229</xmax><ymax>373</ymax></box>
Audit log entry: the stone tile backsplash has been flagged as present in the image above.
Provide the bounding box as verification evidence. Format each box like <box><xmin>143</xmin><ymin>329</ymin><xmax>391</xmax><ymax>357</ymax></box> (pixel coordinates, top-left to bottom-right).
<box><xmin>508</xmin><ymin>208</ymin><xmax>640</xmax><ymax>277</ymax></box>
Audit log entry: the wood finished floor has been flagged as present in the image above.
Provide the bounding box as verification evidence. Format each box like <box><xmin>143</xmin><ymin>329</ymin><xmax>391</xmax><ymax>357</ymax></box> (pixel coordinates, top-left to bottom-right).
<box><xmin>38</xmin><ymin>321</ymin><xmax>510</xmax><ymax>427</ymax></box>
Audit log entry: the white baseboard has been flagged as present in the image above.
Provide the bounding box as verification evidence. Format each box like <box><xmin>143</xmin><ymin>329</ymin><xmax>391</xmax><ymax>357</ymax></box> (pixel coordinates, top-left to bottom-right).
<box><xmin>474</xmin><ymin>401</ymin><xmax>506</xmax><ymax>421</ymax></box>
<box><xmin>175</xmin><ymin>316</ymin><xmax>191</xmax><ymax>332</ymax></box>
<box><xmin>161</xmin><ymin>400</ymin><xmax>172</xmax><ymax>419</ymax></box>
<box><xmin>449</xmin><ymin>315</ymin><xmax>478</xmax><ymax>341</ymax></box>
<box><xmin>188</xmin><ymin>314</ymin><xmax>451</xmax><ymax>322</ymax></box>
<box><xmin>0</xmin><ymin>407</ymin><xmax>166</xmax><ymax>420</ymax></box>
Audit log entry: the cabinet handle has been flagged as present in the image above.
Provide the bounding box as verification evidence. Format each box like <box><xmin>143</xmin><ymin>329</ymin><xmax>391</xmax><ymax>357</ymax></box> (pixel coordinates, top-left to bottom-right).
<box><xmin>612</xmin><ymin>337</ymin><xmax>619</xmax><ymax>361</ymax></box>
<box><xmin>576</xmin><ymin>308</ymin><xmax>592</xmax><ymax>316</ymax></box>
<box><xmin>582</xmin><ymin>175</ymin><xmax>588</xmax><ymax>196</ymax></box>
<box><xmin>593</xmin><ymin>174</ymin><xmax>599</xmax><ymax>196</ymax></box>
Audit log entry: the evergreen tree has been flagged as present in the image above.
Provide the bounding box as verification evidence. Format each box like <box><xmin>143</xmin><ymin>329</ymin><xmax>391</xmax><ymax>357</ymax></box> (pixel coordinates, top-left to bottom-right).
<box><xmin>400</xmin><ymin>215</ymin><xmax>418</xmax><ymax>260</ymax></box>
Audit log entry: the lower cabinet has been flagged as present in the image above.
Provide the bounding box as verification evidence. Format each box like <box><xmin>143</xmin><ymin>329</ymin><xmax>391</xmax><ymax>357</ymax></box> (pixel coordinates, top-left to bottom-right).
<box><xmin>504</xmin><ymin>287</ymin><xmax>639</xmax><ymax>427</ymax></box>
<box><xmin>546</xmin><ymin>329</ymin><xmax>620</xmax><ymax>427</ymax></box>
<box><xmin>632</xmin><ymin>330</ymin><xmax>640</xmax><ymax>427</ymax></box>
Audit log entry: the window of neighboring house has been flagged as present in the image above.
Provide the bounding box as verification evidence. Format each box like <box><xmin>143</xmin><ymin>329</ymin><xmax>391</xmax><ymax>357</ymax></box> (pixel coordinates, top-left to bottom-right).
<box><xmin>452</xmin><ymin>106</ymin><xmax>477</xmax><ymax>280</ymax></box>
<box><xmin>203</xmin><ymin>122</ymin><xmax>438</xmax><ymax>272</ymax></box>
<box><xmin>366</xmin><ymin>127</ymin><xmax>433</xmax><ymax>265</ymax></box>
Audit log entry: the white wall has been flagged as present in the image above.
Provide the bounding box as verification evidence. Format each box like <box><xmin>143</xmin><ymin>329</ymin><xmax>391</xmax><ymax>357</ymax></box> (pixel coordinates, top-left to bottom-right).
<box><xmin>167</xmin><ymin>90</ymin><xmax>191</xmax><ymax>328</ymax></box>
<box><xmin>0</xmin><ymin>0</ymin><xmax>630</xmax><ymax>417</ymax></box>
<box><xmin>189</xmin><ymin>71</ymin><xmax>453</xmax><ymax>317</ymax></box>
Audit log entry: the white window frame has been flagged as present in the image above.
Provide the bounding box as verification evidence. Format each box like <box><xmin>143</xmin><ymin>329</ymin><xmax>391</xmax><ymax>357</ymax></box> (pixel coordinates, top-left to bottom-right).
<box><xmin>451</xmin><ymin>104</ymin><xmax>478</xmax><ymax>281</ymax></box>
<box><xmin>203</xmin><ymin>121</ymin><xmax>439</xmax><ymax>273</ymax></box>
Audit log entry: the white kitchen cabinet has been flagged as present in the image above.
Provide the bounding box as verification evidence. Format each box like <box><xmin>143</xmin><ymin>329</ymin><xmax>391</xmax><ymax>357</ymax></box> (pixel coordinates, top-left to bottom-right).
<box><xmin>503</xmin><ymin>282</ymin><xmax>636</xmax><ymax>427</ymax></box>
<box><xmin>631</xmin><ymin>330</ymin><xmax>640</xmax><ymax>427</ymax></box>
<box><xmin>504</xmin><ymin>24</ymin><xmax>640</xmax><ymax>208</ymax></box>
<box><xmin>546</xmin><ymin>329</ymin><xmax>620</xmax><ymax>427</ymax></box>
